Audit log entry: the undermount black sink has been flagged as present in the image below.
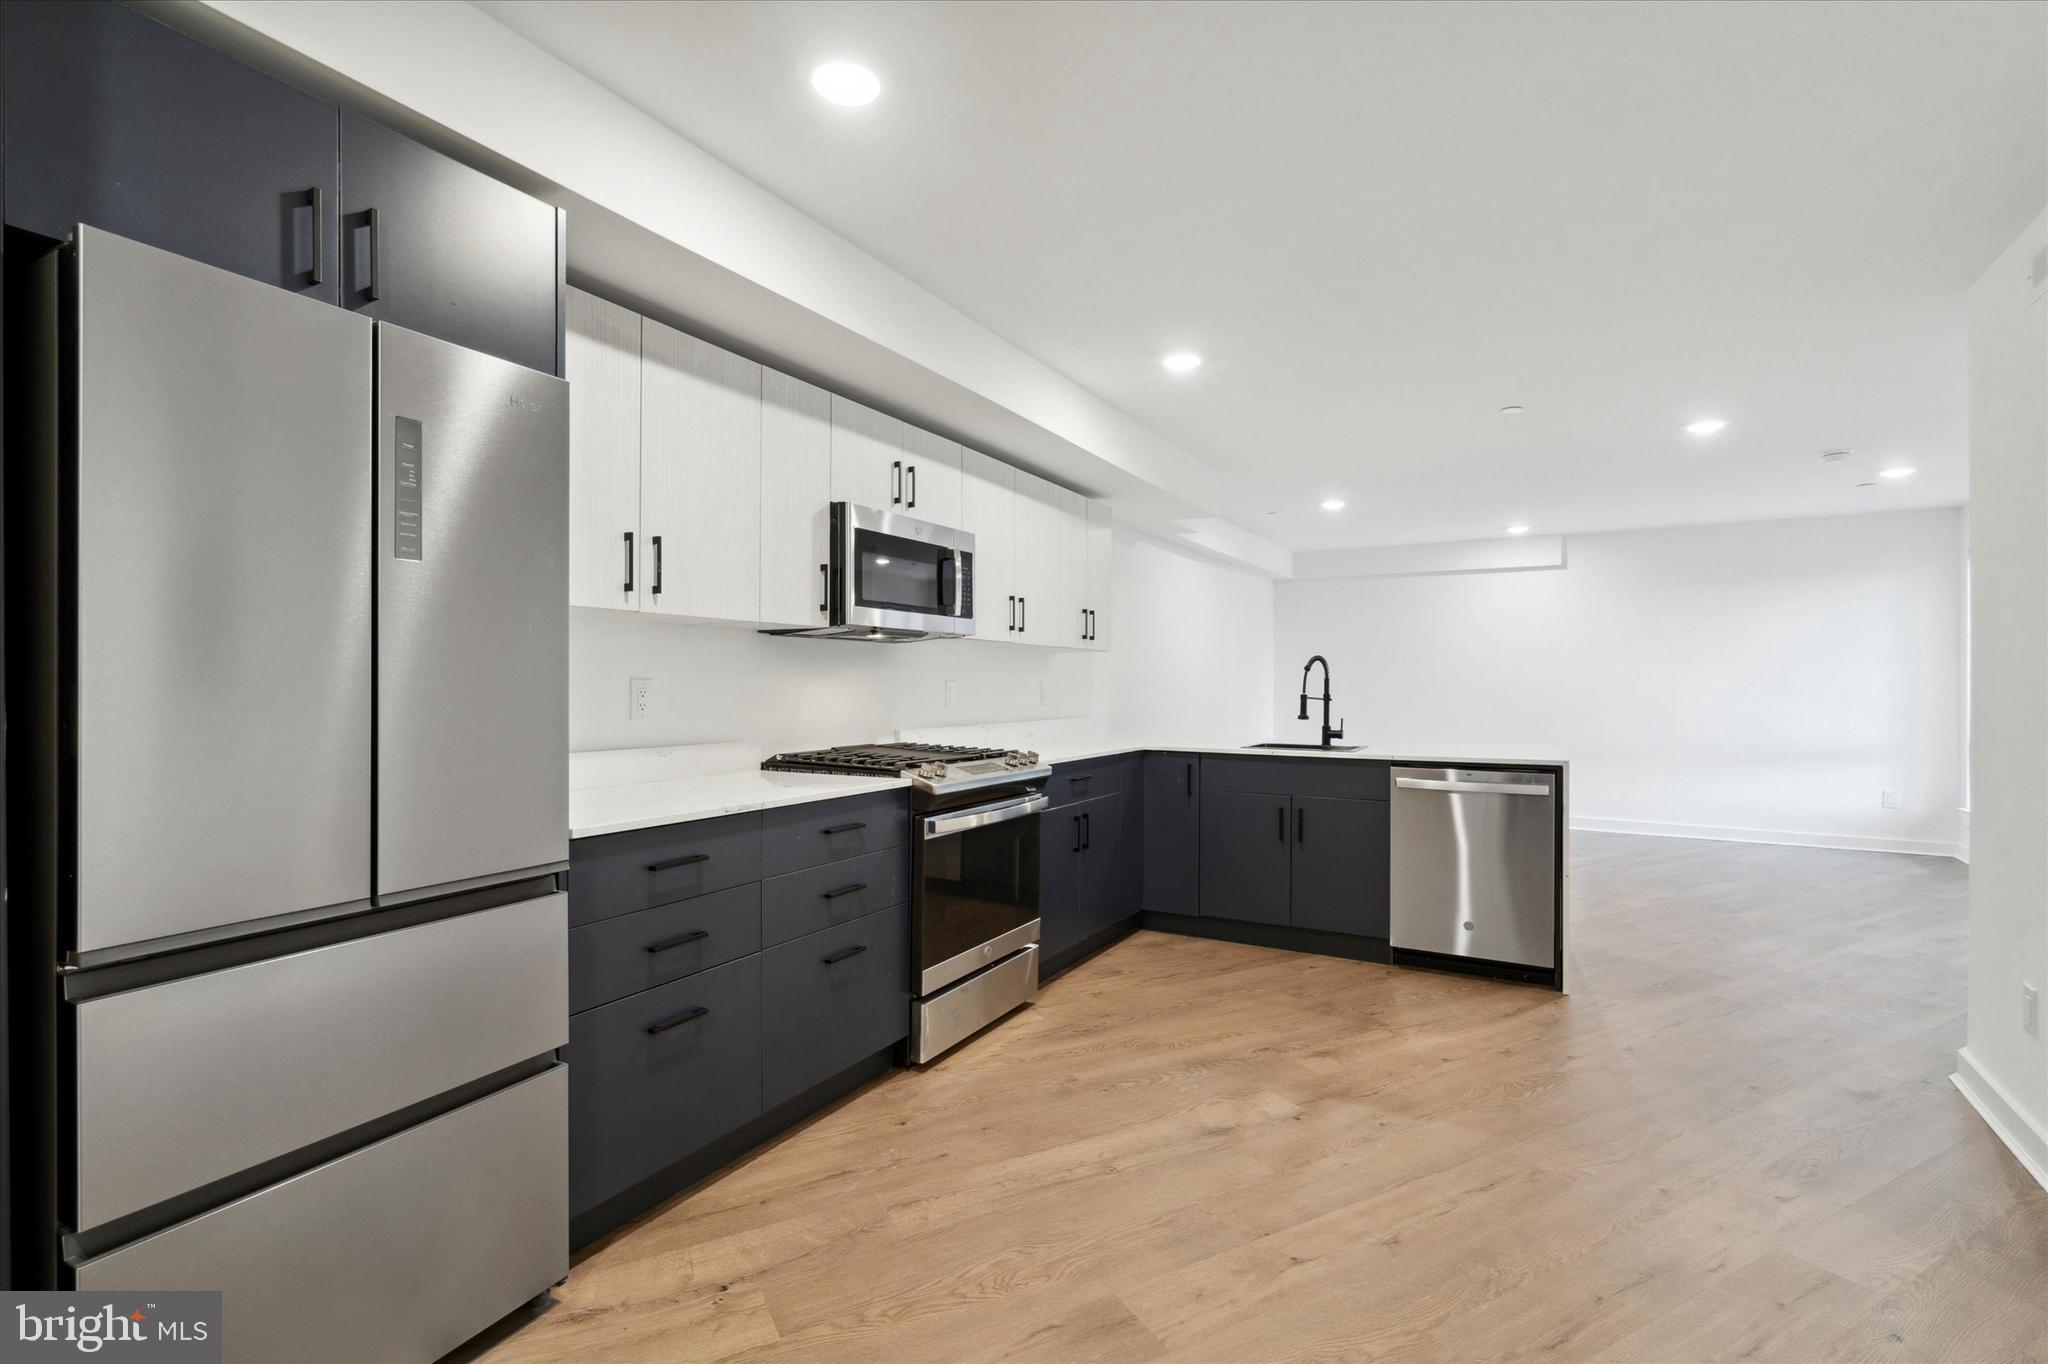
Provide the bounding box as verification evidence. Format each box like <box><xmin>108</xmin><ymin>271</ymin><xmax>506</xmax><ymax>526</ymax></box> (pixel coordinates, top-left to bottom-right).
<box><xmin>1245</xmin><ymin>742</ymin><xmax>1362</xmax><ymax>752</ymax></box>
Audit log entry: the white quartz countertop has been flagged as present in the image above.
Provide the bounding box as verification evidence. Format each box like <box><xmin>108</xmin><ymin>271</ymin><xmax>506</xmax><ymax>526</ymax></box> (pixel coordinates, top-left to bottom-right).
<box><xmin>568</xmin><ymin>734</ymin><xmax>1568</xmax><ymax>841</ymax></box>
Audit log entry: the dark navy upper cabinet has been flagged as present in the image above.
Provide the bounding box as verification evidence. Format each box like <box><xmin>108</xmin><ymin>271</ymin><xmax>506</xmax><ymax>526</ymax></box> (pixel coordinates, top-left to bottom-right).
<box><xmin>1199</xmin><ymin>789</ymin><xmax>1292</xmax><ymax>926</ymax></box>
<box><xmin>340</xmin><ymin>111</ymin><xmax>560</xmax><ymax>373</ymax></box>
<box><xmin>1289</xmin><ymin>795</ymin><xmax>1389</xmax><ymax>938</ymax></box>
<box><xmin>3</xmin><ymin>0</ymin><xmax>339</xmax><ymax>299</ymax></box>
<box><xmin>1141</xmin><ymin>754</ymin><xmax>1200</xmax><ymax>916</ymax></box>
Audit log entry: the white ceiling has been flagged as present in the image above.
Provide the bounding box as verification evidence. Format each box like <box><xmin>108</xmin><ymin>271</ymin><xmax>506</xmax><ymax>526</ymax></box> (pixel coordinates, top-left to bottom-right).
<box><xmin>477</xmin><ymin>0</ymin><xmax>2044</xmax><ymax>551</ymax></box>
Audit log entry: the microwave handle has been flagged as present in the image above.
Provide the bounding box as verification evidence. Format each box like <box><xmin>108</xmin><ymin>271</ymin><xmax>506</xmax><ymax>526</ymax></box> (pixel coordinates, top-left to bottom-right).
<box><xmin>938</xmin><ymin>549</ymin><xmax>958</xmax><ymax>610</ymax></box>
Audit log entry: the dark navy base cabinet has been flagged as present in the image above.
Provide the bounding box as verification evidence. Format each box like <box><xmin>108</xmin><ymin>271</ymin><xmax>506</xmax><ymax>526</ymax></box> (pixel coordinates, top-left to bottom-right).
<box><xmin>1290</xmin><ymin>795</ymin><xmax>1389</xmax><ymax>938</ymax></box>
<box><xmin>1141</xmin><ymin>754</ymin><xmax>1200</xmax><ymax>916</ymax></box>
<box><xmin>1200</xmin><ymin>789</ymin><xmax>1293</xmax><ymax>926</ymax></box>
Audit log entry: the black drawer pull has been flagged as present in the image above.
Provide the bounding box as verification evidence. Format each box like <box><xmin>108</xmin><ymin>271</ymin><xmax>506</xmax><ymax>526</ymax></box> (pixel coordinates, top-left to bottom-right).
<box><xmin>624</xmin><ymin>531</ymin><xmax>636</xmax><ymax>593</ymax></box>
<box><xmin>822</xmin><ymin>882</ymin><xmax>868</xmax><ymax>900</ymax></box>
<box><xmin>1277</xmin><ymin>805</ymin><xmax>1286</xmax><ymax>841</ymax></box>
<box><xmin>1082</xmin><ymin>811</ymin><xmax>1092</xmax><ymax>850</ymax></box>
<box><xmin>1070</xmin><ymin>774</ymin><xmax>1091</xmax><ymax>789</ymax></box>
<box><xmin>821</xmin><ymin>821</ymin><xmax>867</xmax><ymax>836</ymax></box>
<box><xmin>645</xmin><ymin>930</ymin><xmax>709</xmax><ymax>954</ymax></box>
<box><xmin>645</xmin><ymin>1005</ymin><xmax>708</xmax><ymax>1035</ymax></box>
<box><xmin>821</xmin><ymin>943</ymin><xmax>868</xmax><ymax>966</ymax></box>
<box><xmin>1185</xmin><ymin>762</ymin><xmax>1193</xmax><ymax>797</ymax></box>
<box><xmin>648</xmin><ymin>853</ymin><xmax>710</xmax><ymax>872</ymax></box>
<box><xmin>1297</xmin><ymin>807</ymin><xmax>1305</xmax><ymax>843</ymax></box>
<box><xmin>304</xmin><ymin>186</ymin><xmax>324</xmax><ymax>285</ymax></box>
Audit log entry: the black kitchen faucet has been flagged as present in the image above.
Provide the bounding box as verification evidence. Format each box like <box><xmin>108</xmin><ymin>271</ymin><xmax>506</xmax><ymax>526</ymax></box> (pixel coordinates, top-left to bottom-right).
<box><xmin>1298</xmin><ymin>655</ymin><xmax>1345</xmax><ymax>749</ymax></box>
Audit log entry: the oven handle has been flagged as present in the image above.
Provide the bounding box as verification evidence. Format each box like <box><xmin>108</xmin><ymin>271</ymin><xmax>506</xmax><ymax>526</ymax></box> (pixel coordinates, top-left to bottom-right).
<box><xmin>922</xmin><ymin>792</ymin><xmax>1049</xmax><ymax>840</ymax></box>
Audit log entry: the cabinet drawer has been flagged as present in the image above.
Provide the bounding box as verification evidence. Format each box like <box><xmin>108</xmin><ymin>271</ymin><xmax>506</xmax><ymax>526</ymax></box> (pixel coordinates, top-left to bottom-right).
<box><xmin>1199</xmin><ymin>755</ymin><xmax>1388</xmax><ymax>801</ymax></box>
<box><xmin>761</xmin><ymin>903</ymin><xmax>909</xmax><ymax>1109</ymax></box>
<box><xmin>760</xmin><ymin>789</ymin><xmax>909</xmax><ymax>876</ymax></box>
<box><xmin>77</xmin><ymin>1067</ymin><xmax>566</xmax><ymax>1364</ymax></box>
<box><xmin>760</xmin><ymin>846</ymin><xmax>910</xmax><ymax>947</ymax></box>
<box><xmin>74</xmin><ymin>893</ymin><xmax>566</xmax><ymax>1232</ymax></box>
<box><xmin>568</xmin><ymin>954</ymin><xmax>763</xmax><ymax>1215</ymax></box>
<box><xmin>1049</xmin><ymin>757</ymin><xmax>1124</xmax><ymax>808</ymax></box>
<box><xmin>568</xmin><ymin>812</ymin><xmax>761</xmax><ymax>927</ymax></box>
<box><xmin>569</xmin><ymin>883</ymin><xmax>761</xmax><ymax>1014</ymax></box>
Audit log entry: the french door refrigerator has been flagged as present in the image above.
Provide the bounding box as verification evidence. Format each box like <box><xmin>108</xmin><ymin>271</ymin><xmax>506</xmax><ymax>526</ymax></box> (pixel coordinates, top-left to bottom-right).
<box><xmin>11</xmin><ymin>226</ymin><xmax>570</xmax><ymax>1363</ymax></box>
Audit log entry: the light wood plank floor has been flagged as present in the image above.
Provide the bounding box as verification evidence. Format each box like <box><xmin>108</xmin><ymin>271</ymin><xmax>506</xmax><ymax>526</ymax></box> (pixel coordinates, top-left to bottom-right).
<box><xmin>474</xmin><ymin>833</ymin><xmax>2045</xmax><ymax>1364</ymax></box>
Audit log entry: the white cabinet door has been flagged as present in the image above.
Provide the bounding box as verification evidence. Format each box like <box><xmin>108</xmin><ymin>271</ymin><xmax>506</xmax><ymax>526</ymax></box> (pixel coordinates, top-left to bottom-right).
<box><xmin>1055</xmin><ymin>487</ymin><xmax>1091</xmax><ymax>649</ymax></box>
<box><xmin>902</xmin><ymin>425</ymin><xmax>961</xmax><ymax>526</ymax></box>
<box><xmin>958</xmin><ymin>447</ymin><xmax>1015</xmax><ymax>641</ymax></box>
<box><xmin>1010</xmin><ymin>469</ymin><xmax>1063</xmax><ymax>645</ymax></box>
<box><xmin>640</xmin><ymin>319</ymin><xmax>762</xmax><ymax>621</ymax></box>
<box><xmin>1085</xmin><ymin>499</ymin><xmax>1113</xmax><ymax>651</ymax></box>
<box><xmin>759</xmin><ymin>370</ymin><xmax>832</xmax><ymax>628</ymax></box>
<box><xmin>830</xmin><ymin>395</ymin><xmax>907</xmax><ymax>512</ymax></box>
<box><xmin>564</xmin><ymin>288</ymin><xmax>640</xmax><ymax>611</ymax></box>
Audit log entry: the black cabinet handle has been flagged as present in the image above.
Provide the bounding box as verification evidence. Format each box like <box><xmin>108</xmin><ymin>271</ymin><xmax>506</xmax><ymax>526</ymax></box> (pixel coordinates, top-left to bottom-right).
<box><xmin>624</xmin><ymin>531</ymin><xmax>635</xmax><ymax>593</ymax></box>
<box><xmin>1072</xmin><ymin>814</ymin><xmax>1082</xmax><ymax>853</ymax></box>
<box><xmin>1277</xmin><ymin>805</ymin><xmax>1286</xmax><ymax>841</ymax></box>
<box><xmin>645</xmin><ymin>1005</ymin><xmax>708</xmax><ymax>1035</ymax></box>
<box><xmin>1070</xmin><ymin>774</ymin><xmax>1091</xmax><ymax>791</ymax></box>
<box><xmin>822</xmin><ymin>882</ymin><xmax>867</xmax><ymax>900</ymax></box>
<box><xmin>907</xmin><ymin>463</ymin><xmax>917</xmax><ymax>508</ymax></box>
<box><xmin>1008</xmin><ymin>595</ymin><xmax>1017</xmax><ymax>631</ymax></box>
<box><xmin>1185</xmin><ymin>762</ymin><xmax>1193</xmax><ymax>797</ymax></box>
<box><xmin>819</xmin><ymin>563</ymin><xmax>829</xmax><ymax>614</ymax></box>
<box><xmin>645</xmin><ymin>930</ymin><xmax>709</xmax><ymax>954</ymax></box>
<box><xmin>1297</xmin><ymin>807</ymin><xmax>1305</xmax><ymax>843</ymax></box>
<box><xmin>1082</xmin><ymin>811</ymin><xmax>1092</xmax><ymax>850</ymax></box>
<box><xmin>647</xmin><ymin>853</ymin><xmax>709</xmax><ymax>872</ymax></box>
<box><xmin>821</xmin><ymin>821</ymin><xmax>866</xmax><ymax>836</ymax></box>
<box><xmin>821</xmin><ymin>943</ymin><xmax>868</xmax><ymax>966</ymax></box>
<box><xmin>305</xmin><ymin>187</ymin><xmax>324</xmax><ymax>285</ymax></box>
<box><xmin>892</xmin><ymin>460</ymin><xmax>903</xmax><ymax>505</ymax></box>
<box><xmin>366</xmin><ymin>206</ymin><xmax>382</xmax><ymax>301</ymax></box>
<box><xmin>651</xmin><ymin>534</ymin><xmax>664</xmax><ymax>596</ymax></box>
<box><xmin>1019</xmin><ymin>596</ymin><xmax>1027</xmax><ymax>631</ymax></box>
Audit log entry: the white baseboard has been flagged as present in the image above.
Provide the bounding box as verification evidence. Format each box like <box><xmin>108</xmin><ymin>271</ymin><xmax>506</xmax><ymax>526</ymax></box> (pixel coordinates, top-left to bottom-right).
<box><xmin>1953</xmin><ymin>1048</ymin><xmax>2048</xmax><ymax>1192</ymax></box>
<box><xmin>1570</xmin><ymin>816</ymin><xmax>1961</xmax><ymax>859</ymax></box>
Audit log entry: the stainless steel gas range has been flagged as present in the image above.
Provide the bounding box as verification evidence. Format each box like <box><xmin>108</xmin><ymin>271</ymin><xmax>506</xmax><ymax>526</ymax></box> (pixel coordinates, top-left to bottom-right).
<box><xmin>762</xmin><ymin>743</ymin><xmax>1050</xmax><ymax>1060</ymax></box>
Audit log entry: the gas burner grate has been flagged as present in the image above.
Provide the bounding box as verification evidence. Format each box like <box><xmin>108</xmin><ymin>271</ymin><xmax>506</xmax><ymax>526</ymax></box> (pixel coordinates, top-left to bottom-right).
<box><xmin>761</xmin><ymin>742</ymin><xmax>1014</xmax><ymax>777</ymax></box>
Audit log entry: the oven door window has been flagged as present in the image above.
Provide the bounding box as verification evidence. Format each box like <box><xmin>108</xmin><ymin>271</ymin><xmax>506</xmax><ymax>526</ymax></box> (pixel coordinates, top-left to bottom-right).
<box><xmin>921</xmin><ymin>814</ymin><xmax>1039</xmax><ymax>970</ymax></box>
<box><xmin>853</xmin><ymin>528</ymin><xmax>958</xmax><ymax>617</ymax></box>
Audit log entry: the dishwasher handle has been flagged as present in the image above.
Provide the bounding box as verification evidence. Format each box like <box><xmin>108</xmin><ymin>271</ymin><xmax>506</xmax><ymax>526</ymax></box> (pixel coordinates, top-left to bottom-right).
<box><xmin>1395</xmin><ymin>776</ymin><xmax>1552</xmax><ymax>797</ymax></box>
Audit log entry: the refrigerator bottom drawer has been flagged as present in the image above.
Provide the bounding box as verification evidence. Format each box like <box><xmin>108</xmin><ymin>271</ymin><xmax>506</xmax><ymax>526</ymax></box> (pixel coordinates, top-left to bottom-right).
<box><xmin>76</xmin><ymin>1067</ymin><xmax>566</xmax><ymax>1364</ymax></box>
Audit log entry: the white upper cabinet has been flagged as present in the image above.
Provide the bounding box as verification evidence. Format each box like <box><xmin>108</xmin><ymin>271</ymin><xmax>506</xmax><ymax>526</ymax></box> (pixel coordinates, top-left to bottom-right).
<box><xmin>958</xmin><ymin>447</ymin><xmax>1016</xmax><ymax>641</ymax></box>
<box><xmin>901</xmin><ymin>424</ymin><xmax>962</xmax><ymax>526</ymax></box>
<box><xmin>640</xmin><ymin>319</ymin><xmax>763</xmax><ymax>621</ymax></box>
<box><xmin>564</xmin><ymin>287</ymin><xmax>640</xmax><ymax>611</ymax></box>
<box><xmin>1055</xmin><ymin>486</ymin><xmax>1091</xmax><ymax>648</ymax></box>
<box><xmin>1009</xmin><ymin>469</ymin><xmax>1063</xmax><ymax>644</ymax></box>
<box><xmin>1085</xmin><ymin>499</ymin><xmax>1113</xmax><ymax>651</ymax></box>
<box><xmin>759</xmin><ymin>370</ymin><xmax>832</xmax><ymax>629</ymax></box>
<box><xmin>830</xmin><ymin>396</ymin><xmax>907</xmax><ymax>512</ymax></box>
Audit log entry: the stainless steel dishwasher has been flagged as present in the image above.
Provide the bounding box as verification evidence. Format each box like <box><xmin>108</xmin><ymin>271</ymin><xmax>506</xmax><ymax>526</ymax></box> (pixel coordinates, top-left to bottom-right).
<box><xmin>1390</xmin><ymin>767</ymin><xmax>1557</xmax><ymax>970</ymax></box>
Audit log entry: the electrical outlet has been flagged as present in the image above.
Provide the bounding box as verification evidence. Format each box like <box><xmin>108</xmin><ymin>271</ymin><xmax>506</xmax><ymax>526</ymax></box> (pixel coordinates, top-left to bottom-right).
<box><xmin>630</xmin><ymin>677</ymin><xmax>652</xmax><ymax>721</ymax></box>
<box><xmin>1881</xmin><ymin>789</ymin><xmax>1899</xmax><ymax>810</ymax></box>
<box><xmin>2024</xmin><ymin>984</ymin><xmax>2039</xmax><ymax>1037</ymax></box>
<box><xmin>944</xmin><ymin>678</ymin><xmax>957</xmax><ymax>709</ymax></box>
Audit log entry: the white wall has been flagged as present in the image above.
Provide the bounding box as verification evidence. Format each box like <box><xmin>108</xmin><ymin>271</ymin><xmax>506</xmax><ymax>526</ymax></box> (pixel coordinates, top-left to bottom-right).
<box><xmin>1955</xmin><ymin>208</ymin><xmax>2048</xmax><ymax>1178</ymax></box>
<box><xmin>572</xmin><ymin>529</ymin><xmax>1272</xmax><ymax>753</ymax></box>
<box><xmin>1272</xmin><ymin>510</ymin><xmax>1966</xmax><ymax>855</ymax></box>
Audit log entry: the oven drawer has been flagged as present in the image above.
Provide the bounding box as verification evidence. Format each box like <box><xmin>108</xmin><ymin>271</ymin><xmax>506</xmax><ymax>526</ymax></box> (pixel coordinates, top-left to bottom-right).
<box><xmin>761</xmin><ymin>903</ymin><xmax>909</xmax><ymax>1109</ymax></box>
<box><xmin>569</xmin><ymin>882</ymin><xmax>761</xmax><ymax>1014</ymax></box>
<box><xmin>568</xmin><ymin>811</ymin><xmax>761</xmax><ymax>928</ymax></box>
<box><xmin>760</xmin><ymin>845</ymin><xmax>910</xmax><ymax>947</ymax></box>
<box><xmin>760</xmin><ymin>789</ymin><xmax>909</xmax><ymax>877</ymax></box>
<box><xmin>74</xmin><ymin>893</ymin><xmax>566</xmax><ymax>1232</ymax></box>
<box><xmin>568</xmin><ymin>953</ymin><xmax>763</xmax><ymax>1215</ymax></box>
<box><xmin>76</xmin><ymin>1066</ymin><xmax>566</xmax><ymax>1364</ymax></box>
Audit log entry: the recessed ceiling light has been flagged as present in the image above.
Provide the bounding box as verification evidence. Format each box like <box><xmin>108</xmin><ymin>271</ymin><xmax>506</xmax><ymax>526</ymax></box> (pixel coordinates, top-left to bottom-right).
<box><xmin>1320</xmin><ymin>498</ymin><xmax>1346</xmax><ymax>512</ymax></box>
<box><xmin>1161</xmin><ymin>351</ymin><xmax>1203</xmax><ymax>374</ymax></box>
<box><xmin>1500</xmin><ymin>405</ymin><xmax>1525</xmax><ymax>415</ymax></box>
<box><xmin>811</xmin><ymin>61</ymin><xmax>881</xmax><ymax>107</ymax></box>
<box><xmin>1505</xmin><ymin>524</ymin><xmax>1530</xmax><ymax>536</ymax></box>
<box><xmin>1878</xmin><ymin>466</ymin><xmax>1916</xmax><ymax>479</ymax></box>
<box><xmin>1685</xmin><ymin>418</ymin><xmax>1729</xmax><ymax>436</ymax></box>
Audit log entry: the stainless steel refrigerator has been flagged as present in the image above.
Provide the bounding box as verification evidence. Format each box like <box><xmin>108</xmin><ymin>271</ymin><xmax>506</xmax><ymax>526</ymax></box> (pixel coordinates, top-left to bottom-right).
<box><xmin>12</xmin><ymin>226</ymin><xmax>570</xmax><ymax>1362</ymax></box>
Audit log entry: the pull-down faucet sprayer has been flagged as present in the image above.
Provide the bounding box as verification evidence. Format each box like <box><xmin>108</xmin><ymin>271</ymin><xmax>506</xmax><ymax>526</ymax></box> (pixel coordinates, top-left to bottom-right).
<box><xmin>1298</xmin><ymin>655</ymin><xmax>1345</xmax><ymax>750</ymax></box>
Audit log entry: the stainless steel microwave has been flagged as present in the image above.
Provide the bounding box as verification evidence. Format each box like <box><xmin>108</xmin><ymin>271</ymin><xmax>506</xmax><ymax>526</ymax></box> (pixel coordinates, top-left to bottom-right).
<box><xmin>765</xmin><ymin>503</ymin><xmax>975</xmax><ymax>642</ymax></box>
